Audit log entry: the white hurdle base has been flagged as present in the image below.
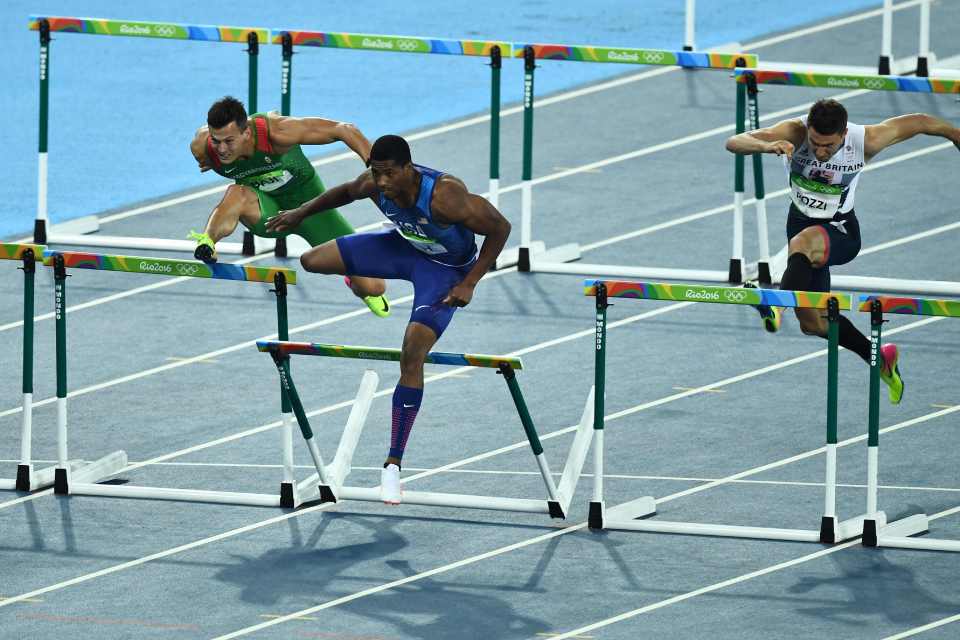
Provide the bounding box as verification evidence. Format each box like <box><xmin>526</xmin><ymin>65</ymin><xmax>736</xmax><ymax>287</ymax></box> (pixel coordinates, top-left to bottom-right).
<box><xmin>43</xmin><ymin>215</ymin><xmax>276</xmax><ymax>255</ymax></box>
<box><xmin>323</xmin><ymin>486</ymin><xmax>555</xmax><ymax>515</ymax></box>
<box><xmin>68</xmin><ymin>483</ymin><xmax>283</xmax><ymax>508</ymax></box>
<box><xmin>863</xmin><ymin>512</ymin><xmax>960</xmax><ymax>552</ymax></box>
<box><xmin>596</xmin><ymin>496</ymin><xmax>876</xmax><ymax>543</ymax></box>
<box><xmin>529</xmin><ymin>259</ymin><xmax>733</xmax><ymax>284</ymax></box>
<box><xmin>750</xmin><ymin>243</ymin><xmax>960</xmax><ymax>296</ymax></box>
<box><xmin>495</xmin><ymin>242</ymin><xmax>582</xmax><ymax>271</ymax></box>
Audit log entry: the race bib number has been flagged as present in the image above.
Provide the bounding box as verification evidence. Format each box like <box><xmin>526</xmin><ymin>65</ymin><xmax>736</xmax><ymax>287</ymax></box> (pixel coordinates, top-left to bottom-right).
<box><xmin>790</xmin><ymin>173</ymin><xmax>842</xmax><ymax>219</ymax></box>
<box><xmin>250</xmin><ymin>169</ymin><xmax>294</xmax><ymax>193</ymax></box>
<box><xmin>397</xmin><ymin>227</ymin><xmax>449</xmax><ymax>256</ymax></box>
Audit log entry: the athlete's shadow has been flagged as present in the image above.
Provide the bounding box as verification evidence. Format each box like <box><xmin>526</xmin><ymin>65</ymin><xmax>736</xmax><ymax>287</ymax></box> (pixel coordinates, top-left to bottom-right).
<box><xmin>214</xmin><ymin>512</ymin><xmax>410</xmax><ymax>606</ymax></box>
<box><xmin>787</xmin><ymin>546</ymin><xmax>959</xmax><ymax>626</ymax></box>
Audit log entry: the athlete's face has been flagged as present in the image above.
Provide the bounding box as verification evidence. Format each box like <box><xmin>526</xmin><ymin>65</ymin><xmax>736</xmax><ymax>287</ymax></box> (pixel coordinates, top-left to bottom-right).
<box><xmin>807</xmin><ymin>126</ymin><xmax>846</xmax><ymax>162</ymax></box>
<box><xmin>208</xmin><ymin>121</ymin><xmax>250</xmax><ymax>164</ymax></box>
<box><xmin>370</xmin><ymin>159</ymin><xmax>416</xmax><ymax>203</ymax></box>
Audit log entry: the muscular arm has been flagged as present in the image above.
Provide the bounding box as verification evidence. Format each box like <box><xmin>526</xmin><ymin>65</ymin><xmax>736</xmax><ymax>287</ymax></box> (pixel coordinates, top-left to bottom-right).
<box><xmin>725</xmin><ymin>118</ymin><xmax>806</xmax><ymax>157</ymax></box>
<box><xmin>864</xmin><ymin>113</ymin><xmax>960</xmax><ymax>160</ymax></box>
<box><xmin>265</xmin><ymin>171</ymin><xmax>378</xmax><ymax>233</ymax></box>
<box><xmin>189</xmin><ymin>127</ymin><xmax>212</xmax><ymax>172</ymax></box>
<box><xmin>431</xmin><ymin>176</ymin><xmax>511</xmax><ymax>294</ymax></box>
<box><xmin>267</xmin><ymin>114</ymin><xmax>372</xmax><ymax>164</ymax></box>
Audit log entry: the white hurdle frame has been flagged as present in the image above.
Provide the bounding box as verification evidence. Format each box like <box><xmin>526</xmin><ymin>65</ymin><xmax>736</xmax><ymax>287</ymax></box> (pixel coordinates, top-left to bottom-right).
<box><xmin>42</xmin><ymin>251</ymin><xmax>313</xmax><ymax>508</ymax></box>
<box><xmin>260</xmin><ymin>340</ymin><xmax>595</xmax><ymax>518</ymax></box>
<box><xmin>859</xmin><ymin>295</ymin><xmax>960</xmax><ymax>552</ymax></box>
<box><xmin>586</xmin><ymin>280</ymin><xmax>877</xmax><ymax>544</ymax></box>
<box><xmin>500</xmin><ymin>44</ymin><xmax>763</xmax><ymax>285</ymax></box>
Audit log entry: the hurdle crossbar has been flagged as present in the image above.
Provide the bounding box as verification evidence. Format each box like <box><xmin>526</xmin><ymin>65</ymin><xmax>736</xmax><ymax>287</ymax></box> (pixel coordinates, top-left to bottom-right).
<box><xmin>39</xmin><ymin>250</ymin><xmax>309</xmax><ymax>508</ymax></box>
<box><xmin>258</xmin><ymin>340</ymin><xmax>594</xmax><ymax>518</ymax></box>
<box><xmin>28</xmin><ymin>16</ymin><xmax>272</xmax><ymax>256</ymax></box>
<box><xmin>500</xmin><ymin>42</ymin><xmax>759</xmax><ymax>281</ymax></box>
<box><xmin>584</xmin><ymin>279</ymin><xmax>874</xmax><ymax>543</ymax></box>
<box><xmin>858</xmin><ymin>295</ymin><xmax>960</xmax><ymax>552</ymax></box>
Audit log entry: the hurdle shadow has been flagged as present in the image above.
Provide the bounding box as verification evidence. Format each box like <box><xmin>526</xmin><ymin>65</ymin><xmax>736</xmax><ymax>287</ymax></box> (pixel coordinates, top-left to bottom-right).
<box><xmin>788</xmin><ymin>550</ymin><xmax>960</xmax><ymax>627</ymax></box>
<box><xmin>214</xmin><ymin>513</ymin><xmax>551</xmax><ymax>639</ymax></box>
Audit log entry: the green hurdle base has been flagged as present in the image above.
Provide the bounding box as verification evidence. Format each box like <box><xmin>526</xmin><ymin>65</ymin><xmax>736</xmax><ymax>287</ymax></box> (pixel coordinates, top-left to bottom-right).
<box><xmin>260</xmin><ymin>340</ymin><xmax>595</xmax><ymax>518</ymax></box>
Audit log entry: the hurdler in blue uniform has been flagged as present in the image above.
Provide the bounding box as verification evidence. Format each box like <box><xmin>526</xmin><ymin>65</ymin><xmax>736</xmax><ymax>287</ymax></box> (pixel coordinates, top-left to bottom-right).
<box><xmin>266</xmin><ymin>134</ymin><xmax>512</xmax><ymax>504</ymax></box>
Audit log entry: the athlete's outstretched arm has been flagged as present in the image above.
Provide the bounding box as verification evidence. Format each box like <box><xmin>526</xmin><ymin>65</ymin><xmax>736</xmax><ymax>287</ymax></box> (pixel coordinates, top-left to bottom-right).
<box><xmin>268</xmin><ymin>114</ymin><xmax>372</xmax><ymax>164</ymax></box>
<box><xmin>189</xmin><ymin>127</ymin><xmax>212</xmax><ymax>172</ymax></box>
<box><xmin>266</xmin><ymin>171</ymin><xmax>378</xmax><ymax>233</ymax></box>
<box><xmin>725</xmin><ymin>118</ymin><xmax>806</xmax><ymax>158</ymax></box>
<box><xmin>430</xmin><ymin>177</ymin><xmax>512</xmax><ymax>307</ymax></box>
<box><xmin>864</xmin><ymin>114</ymin><xmax>960</xmax><ymax>159</ymax></box>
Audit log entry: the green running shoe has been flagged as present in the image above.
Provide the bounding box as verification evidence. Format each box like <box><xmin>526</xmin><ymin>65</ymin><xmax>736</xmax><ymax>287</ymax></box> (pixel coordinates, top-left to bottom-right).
<box><xmin>188</xmin><ymin>230</ymin><xmax>217</xmax><ymax>264</ymax></box>
<box><xmin>344</xmin><ymin>277</ymin><xmax>391</xmax><ymax>318</ymax></box>
<box><xmin>879</xmin><ymin>343</ymin><xmax>904</xmax><ymax>405</ymax></box>
<box><xmin>744</xmin><ymin>281</ymin><xmax>781</xmax><ymax>333</ymax></box>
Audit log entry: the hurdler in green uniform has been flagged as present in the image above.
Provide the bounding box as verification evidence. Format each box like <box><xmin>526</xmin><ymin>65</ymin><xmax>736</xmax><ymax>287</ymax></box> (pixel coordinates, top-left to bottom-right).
<box><xmin>189</xmin><ymin>96</ymin><xmax>389</xmax><ymax>317</ymax></box>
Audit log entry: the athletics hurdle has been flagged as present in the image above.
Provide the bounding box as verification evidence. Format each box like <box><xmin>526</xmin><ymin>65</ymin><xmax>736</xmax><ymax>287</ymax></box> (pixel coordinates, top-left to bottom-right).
<box><xmin>733</xmin><ymin>68</ymin><xmax>960</xmax><ymax>294</ymax></box>
<box><xmin>269</xmin><ymin>27</ymin><xmax>511</xmax><ymax>257</ymax></box>
<box><xmin>501</xmin><ymin>43</ymin><xmax>760</xmax><ymax>282</ymax></box>
<box><xmin>40</xmin><ymin>250</ymin><xmax>309</xmax><ymax>508</ymax></box>
<box><xmin>28</xmin><ymin>16</ymin><xmax>272</xmax><ymax>256</ymax></box>
<box><xmin>258</xmin><ymin>341</ymin><xmax>595</xmax><ymax>517</ymax></box>
<box><xmin>0</xmin><ymin>243</ymin><xmax>106</xmax><ymax>492</ymax></box>
<box><xmin>858</xmin><ymin>294</ymin><xmax>960</xmax><ymax>552</ymax></box>
<box><xmin>584</xmin><ymin>280</ymin><xmax>876</xmax><ymax>543</ymax></box>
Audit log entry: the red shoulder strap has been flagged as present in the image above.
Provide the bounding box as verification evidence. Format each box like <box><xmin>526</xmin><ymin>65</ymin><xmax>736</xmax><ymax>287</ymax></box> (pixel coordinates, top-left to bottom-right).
<box><xmin>205</xmin><ymin>136</ymin><xmax>222</xmax><ymax>170</ymax></box>
<box><xmin>254</xmin><ymin>116</ymin><xmax>274</xmax><ymax>154</ymax></box>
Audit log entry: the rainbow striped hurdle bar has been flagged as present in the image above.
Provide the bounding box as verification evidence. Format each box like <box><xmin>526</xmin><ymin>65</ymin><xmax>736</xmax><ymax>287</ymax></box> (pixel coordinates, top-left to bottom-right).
<box><xmin>36</xmin><ymin>250</ymin><xmax>306</xmax><ymax>509</ymax></box>
<box><xmin>27</xmin><ymin>16</ymin><xmax>270</xmax><ymax>257</ymax></box>
<box><xmin>256</xmin><ymin>340</ymin><xmax>594</xmax><ymax>517</ymax></box>
<box><xmin>583</xmin><ymin>280</ymin><xmax>872</xmax><ymax>545</ymax></box>
<box><xmin>856</xmin><ymin>295</ymin><xmax>960</xmax><ymax>553</ymax></box>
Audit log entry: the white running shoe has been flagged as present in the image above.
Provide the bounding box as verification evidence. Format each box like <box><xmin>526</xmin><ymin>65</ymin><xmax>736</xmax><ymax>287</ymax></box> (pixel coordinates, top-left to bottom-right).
<box><xmin>380</xmin><ymin>464</ymin><xmax>402</xmax><ymax>505</ymax></box>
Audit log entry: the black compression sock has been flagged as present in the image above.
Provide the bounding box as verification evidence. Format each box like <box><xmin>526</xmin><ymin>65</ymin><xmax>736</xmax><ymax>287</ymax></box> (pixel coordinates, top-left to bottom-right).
<box><xmin>779</xmin><ymin>252</ymin><xmax>814</xmax><ymax>291</ymax></box>
<box><xmin>837</xmin><ymin>315</ymin><xmax>872</xmax><ymax>364</ymax></box>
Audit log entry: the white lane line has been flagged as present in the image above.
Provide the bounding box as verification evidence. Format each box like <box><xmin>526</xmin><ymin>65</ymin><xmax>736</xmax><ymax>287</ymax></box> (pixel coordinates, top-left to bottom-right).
<box><xmin>214</xmin><ymin>400</ymin><xmax>960</xmax><ymax>639</ymax></box>
<box><xmin>0</xmin><ymin>301</ymin><xmax>683</xmax><ymax>512</ymax></box>
<box><xmin>883</xmin><ymin>614</ymin><xmax>960</xmax><ymax>640</ymax></box>
<box><xmin>579</xmin><ymin>141</ymin><xmax>956</xmax><ymax>253</ymax></box>
<box><xmin>1</xmin><ymin>317</ymin><xmax>953</xmax><ymax>615</ymax></box>
<box><xmin>2</xmin><ymin>138</ymin><xmax>952</xmax><ymax>423</ymax></box>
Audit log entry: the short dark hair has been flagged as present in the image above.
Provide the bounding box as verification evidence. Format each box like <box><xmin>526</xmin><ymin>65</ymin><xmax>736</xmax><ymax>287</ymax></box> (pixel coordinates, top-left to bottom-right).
<box><xmin>807</xmin><ymin>99</ymin><xmax>848</xmax><ymax>136</ymax></box>
<box><xmin>370</xmin><ymin>135</ymin><xmax>412</xmax><ymax>166</ymax></box>
<box><xmin>207</xmin><ymin>96</ymin><xmax>248</xmax><ymax>130</ymax></box>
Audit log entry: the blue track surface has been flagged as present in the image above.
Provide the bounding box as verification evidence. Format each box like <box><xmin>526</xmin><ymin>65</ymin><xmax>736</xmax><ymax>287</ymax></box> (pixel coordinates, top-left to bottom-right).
<box><xmin>2</xmin><ymin>0</ymin><xmax>879</xmax><ymax>238</ymax></box>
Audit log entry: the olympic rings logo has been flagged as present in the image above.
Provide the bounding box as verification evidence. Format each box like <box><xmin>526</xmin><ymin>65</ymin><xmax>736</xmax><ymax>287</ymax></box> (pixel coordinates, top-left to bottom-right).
<box><xmin>397</xmin><ymin>39</ymin><xmax>420</xmax><ymax>51</ymax></box>
<box><xmin>864</xmin><ymin>78</ymin><xmax>886</xmax><ymax>90</ymax></box>
<box><xmin>154</xmin><ymin>25</ymin><xmax>176</xmax><ymax>37</ymax></box>
<box><xmin>643</xmin><ymin>51</ymin><xmax>665</xmax><ymax>63</ymax></box>
<box><xmin>725</xmin><ymin>290</ymin><xmax>747</xmax><ymax>303</ymax></box>
<box><xmin>177</xmin><ymin>264</ymin><xmax>199</xmax><ymax>276</ymax></box>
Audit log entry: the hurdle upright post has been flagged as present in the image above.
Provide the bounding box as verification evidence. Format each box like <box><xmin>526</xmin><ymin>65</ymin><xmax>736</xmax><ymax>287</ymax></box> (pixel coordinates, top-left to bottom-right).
<box><xmin>271</xmin><ymin>31</ymin><xmax>296</xmax><ymax>259</ymax></box>
<box><xmin>683</xmin><ymin>0</ymin><xmax>695</xmax><ymax>51</ymax></box>
<box><xmin>917</xmin><ymin>0</ymin><xmax>931</xmax><ymax>77</ymax></box>
<box><xmin>16</xmin><ymin>249</ymin><xmax>37</xmax><ymax>490</ymax></box>
<box><xmin>744</xmin><ymin>72</ymin><xmax>771</xmax><ymax>284</ymax></box>
<box><xmin>820</xmin><ymin>296</ymin><xmax>841</xmax><ymax>542</ymax></box>
<box><xmin>862</xmin><ymin>298</ymin><xmax>884</xmax><ymax>545</ymax></box>
<box><xmin>879</xmin><ymin>0</ymin><xmax>893</xmax><ymax>75</ymax></box>
<box><xmin>239</xmin><ymin>31</ymin><xmax>261</xmax><ymax>258</ymax></box>
<box><xmin>488</xmin><ymin>45</ymin><xmax>502</xmax><ymax>210</ymax></box>
<box><xmin>272</xmin><ymin>272</ymin><xmax>296</xmax><ymax>507</ymax></box>
<box><xmin>52</xmin><ymin>254</ymin><xmax>69</xmax><ymax>493</ymax></box>
<box><xmin>518</xmin><ymin>45</ymin><xmax>537</xmax><ymax>273</ymax></box>
<box><xmin>35</xmin><ymin>19</ymin><xmax>50</xmax><ymax>245</ymax></box>
<box><xmin>588</xmin><ymin>283</ymin><xmax>608</xmax><ymax>529</ymax></box>
<box><xmin>730</xmin><ymin>59</ymin><xmax>747</xmax><ymax>283</ymax></box>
